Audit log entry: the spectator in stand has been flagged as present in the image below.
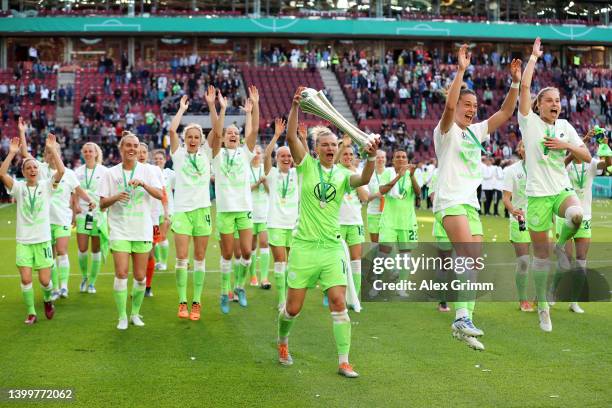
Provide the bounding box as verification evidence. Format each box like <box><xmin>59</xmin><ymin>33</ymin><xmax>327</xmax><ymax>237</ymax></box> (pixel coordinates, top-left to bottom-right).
<box><xmin>58</xmin><ymin>85</ymin><xmax>66</xmax><ymax>108</ymax></box>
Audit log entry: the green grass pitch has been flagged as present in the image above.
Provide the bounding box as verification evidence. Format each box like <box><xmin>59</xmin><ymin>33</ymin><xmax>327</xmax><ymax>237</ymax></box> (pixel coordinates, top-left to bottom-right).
<box><xmin>0</xmin><ymin>201</ymin><xmax>611</xmax><ymax>407</ymax></box>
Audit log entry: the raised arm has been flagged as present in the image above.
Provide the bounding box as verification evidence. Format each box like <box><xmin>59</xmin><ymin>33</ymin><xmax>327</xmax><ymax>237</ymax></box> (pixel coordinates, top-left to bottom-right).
<box><xmin>519</xmin><ymin>37</ymin><xmax>542</xmax><ymax>117</ymax></box>
<box><xmin>487</xmin><ymin>59</ymin><xmax>522</xmax><ymax>134</ymax></box>
<box><xmin>440</xmin><ymin>44</ymin><xmax>470</xmax><ymax>134</ymax></box>
<box><xmin>264</xmin><ymin>118</ymin><xmax>285</xmax><ymax>175</ymax></box>
<box><xmin>408</xmin><ymin>165</ymin><xmax>421</xmax><ymax>197</ymax></box>
<box><xmin>349</xmin><ymin>138</ymin><xmax>380</xmax><ymax>188</ymax></box>
<box><xmin>169</xmin><ymin>95</ymin><xmax>188</xmax><ymax>154</ymax></box>
<box><xmin>0</xmin><ymin>137</ymin><xmax>19</xmax><ymax>191</ymax></box>
<box><xmin>204</xmin><ymin>85</ymin><xmax>217</xmax><ymax>148</ymax></box>
<box><xmin>379</xmin><ymin>166</ymin><xmax>407</xmax><ymax>195</ymax></box>
<box><xmin>17</xmin><ymin>117</ymin><xmax>33</xmax><ymax>160</ymax></box>
<box><xmin>287</xmin><ymin>87</ymin><xmax>307</xmax><ymax>165</ymax></box>
<box><xmin>46</xmin><ymin>134</ymin><xmax>65</xmax><ymax>185</ymax></box>
<box><xmin>297</xmin><ymin>122</ymin><xmax>309</xmax><ymax>152</ymax></box>
<box><xmin>211</xmin><ymin>90</ymin><xmax>227</xmax><ymax>158</ymax></box>
<box><xmin>246</xmin><ymin>85</ymin><xmax>259</xmax><ymax>152</ymax></box>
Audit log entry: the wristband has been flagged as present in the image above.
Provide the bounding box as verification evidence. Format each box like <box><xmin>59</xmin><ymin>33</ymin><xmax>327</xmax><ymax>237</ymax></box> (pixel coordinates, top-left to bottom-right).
<box><xmin>367</xmin><ymin>156</ymin><xmax>375</xmax><ymax>162</ymax></box>
<box><xmin>529</xmin><ymin>55</ymin><xmax>538</xmax><ymax>63</ymax></box>
<box><xmin>511</xmin><ymin>82</ymin><xmax>520</xmax><ymax>89</ymax></box>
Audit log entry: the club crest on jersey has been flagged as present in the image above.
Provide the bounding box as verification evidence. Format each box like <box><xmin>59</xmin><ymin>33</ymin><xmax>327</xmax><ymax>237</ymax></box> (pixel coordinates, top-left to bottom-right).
<box><xmin>314</xmin><ymin>182</ymin><xmax>336</xmax><ymax>203</ymax></box>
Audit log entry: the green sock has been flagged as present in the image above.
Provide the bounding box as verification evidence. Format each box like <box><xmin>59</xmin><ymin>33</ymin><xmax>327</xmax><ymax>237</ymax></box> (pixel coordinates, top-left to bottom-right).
<box><xmin>221</xmin><ymin>259</ymin><xmax>231</xmax><ymax>295</ymax></box>
<box><xmin>557</xmin><ymin>221</ymin><xmax>578</xmax><ymax>246</ymax></box>
<box><xmin>240</xmin><ymin>259</ymin><xmax>251</xmax><ymax>287</ymax></box>
<box><xmin>159</xmin><ymin>241</ymin><xmax>169</xmax><ymax>265</ymax></box>
<box><xmin>260</xmin><ymin>249</ymin><xmax>270</xmax><ymax>282</ymax></box>
<box><xmin>57</xmin><ymin>255</ymin><xmax>70</xmax><ymax>288</ymax></box>
<box><xmin>42</xmin><ymin>283</ymin><xmax>53</xmax><ymax>302</ymax></box>
<box><xmin>232</xmin><ymin>260</ymin><xmax>241</xmax><ymax>290</ymax></box>
<box><xmin>278</xmin><ymin>309</ymin><xmax>296</xmax><ymax>339</ymax></box>
<box><xmin>131</xmin><ymin>279</ymin><xmax>146</xmax><ymax>316</ymax></box>
<box><xmin>467</xmin><ymin>301</ymin><xmax>476</xmax><ymax>320</ymax></box>
<box><xmin>113</xmin><ymin>278</ymin><xmax>128</xmax><ymax>319</ymax></box>
<box><xmin>193</xmin><ymin>261</ymin><xmax>206</xmax><ymax>303</ymax></box>
<box><xmin>51</xmin><ymin>263</ymin><xmax>59</xmax><ymax>290</ymax></box>
<box><xmin>248</xmin><ymin>254</ymin><xmax>257</xmax><ymax>279</ymax></box>
<box><xmin>89</xmin><ymin>252</ymin><xmax>102</xmax><ymax>286</ymax></box>
<box><xmin>175</xmin><ymin>266</ymin><xmax>188</xmax><ymax>303</ymax></box>
<box><xmin>351</xmin><ymin>260</ymin><xmax>361</xmax><ymax>299</ymax></box>
<box><xmin>332</xmin><ymin>312</ymin><xmax>351</xmax><ymax>356</ymax></box>
<box><xmin>154</xmin><ymin>245</ymin><xmax>161</xmax><ymax>264</ymax></box>
<box><xmin>516</xmin><ymin>272</ymin><xmax>529</xmax><ymax>302</ymax></box>
<box><xmin>532</xmin><ymin>258</ymin><xmax>550</xmax><ymax>310</ymax></box>
<box><xmin>21</xmin><ymin>284</ymin><xmax>35</xmax><ymax>315</ymax></box>
<box><xmin>274</xmin><ymin>262</ymin><xmax>287</xmax><ymax>305</ymax></box>
<box><xmin>78</xmin><ymin>251</ymin><xmax>89</xmax><ymax>279</ymax></box>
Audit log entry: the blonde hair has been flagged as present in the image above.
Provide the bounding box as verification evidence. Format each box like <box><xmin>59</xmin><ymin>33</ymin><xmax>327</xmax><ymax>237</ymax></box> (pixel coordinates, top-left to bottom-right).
<box><xmin>119</xmin><ymin>130</ymin><xmax>139</xmax><ymax>148</ymax></box>
<box><xmin>82</xmin><ymin>142</ymin><xmax>103</xmax><ymax>165</ymax></box>
<box><xmin>152</xmin><ymin>149</ymin><xmax>166</xmax><ymax>158</ymax></box>
<box><xmin>224</xmin><ymin>124</ymin><xmax>240</xmax><ymax>136</ymax></box>
<box><xmin>181</xmin><ymin>123</ymin><xmax>204</xmax><ymax>142</ymax></box>
<box><xmin>532</xmin><ymin>87</ymin><xmax>559</xmax><ymax>114</ymax></box>
<box><xmin>335</xmin><ymin>140</ymin><xmax>354</xmax><ymax>164</ymax></box>
<box><xmin>21</xmin><ymin>157</ymin><xmax>38</xmax><ymax>172</ymax></box>
<box><xmin>312</xmin><ymin>126</ymin><xmax>336</xmax><ymax>146</ymax></box>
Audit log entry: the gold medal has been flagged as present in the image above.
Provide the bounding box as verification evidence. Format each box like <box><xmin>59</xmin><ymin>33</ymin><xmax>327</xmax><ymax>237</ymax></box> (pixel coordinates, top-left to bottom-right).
<box><xmin>320</xmin><ymin>201</ymin><xmax>327</xmax><ymax>209</ymax></box>
<box><xmin>280</xmin><ymin>198</ymin><xmax>286</xmax><ymax>206</ymax></box>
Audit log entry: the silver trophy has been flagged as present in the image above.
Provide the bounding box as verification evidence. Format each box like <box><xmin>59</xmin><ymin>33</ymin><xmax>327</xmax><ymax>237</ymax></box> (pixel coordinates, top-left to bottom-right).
<box><xmin>299</xmin><ymin>88</ymin><xmax>379</xmax><ymax>156</ymax></box>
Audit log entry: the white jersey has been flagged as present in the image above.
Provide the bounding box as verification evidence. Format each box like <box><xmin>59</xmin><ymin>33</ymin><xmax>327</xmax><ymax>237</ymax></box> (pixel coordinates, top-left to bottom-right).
<box><xmin>38</xmin><ymin>162</ymin><xmax>79</xmax><ymax>226</ymax></box>
<box><xmin>428</xmin><ymin>168</ymin><xmax>438</xmax><ymax>198</ymax></box>
<box><xmin>367</xmin><ymin>168</ymin><xmax>388</xmax><ymax>215</ymax></box>
<box><xmin>339</xmin><ymin>167</ymin><xmax>363</xmax><ymax>226</ymax></box>
<box><xmin>518</xmin><ymin>110</ymin><xmax>584</xmax><ymax>197</ymax></box>
<box><xmin>10</xmin><ymin>179</ymin><xmax>54</xmax><ymax>244</ymax></box>
<box><xmin>213</xmin><ymin>145</ymin><xmax>256</xmax><ymax>212</ymax></box>
<box><xmin>171</xmin><ymin>144</ymin><xmax>212</xmax><ymax>212</ymax></box>
<box><xmin>74</xmin><ymin>164</ymin><xmax>109</xmax><ymax>220</ymax></box>
<box><xmin>154</xmin><ymin>167</ymin><xmax>176</xmax><ymax>217</ymax></box>
<box><xmin>567</xmin><ymin>158</ymin><xmax>598</xmax><ymax>220</ymax></box>
<box><xmin>146</xmin><ymin>164</ymin><xmax>165</xmax><ymax>226</ymax></box>
<box><xmin>97</xmin><ymin>163</ymin><xmax>162</xmax><ymax>242</ymax></box>
<box><xmin>503</xmin><ymin>161</ymin><xmax>528</xmax><ymax>221</ymax></box>
<box><xmin>433</xmin><ymin>120</ymin><xmax>490</xmax><ymax>212</ymax></box>
<box><xmin>250</xmin><ymin>164</ymin><xmax>269</xmax><ymax>223</ymax></box>
<box><xmin>265</xmin><ymin>167</ymin><xmax>299</xmax><ymax>229</ymax></box>
<box><xmin>48</xmin><ymin>167</ymin><xmax>80</xmax><ymax>226</ymax></box>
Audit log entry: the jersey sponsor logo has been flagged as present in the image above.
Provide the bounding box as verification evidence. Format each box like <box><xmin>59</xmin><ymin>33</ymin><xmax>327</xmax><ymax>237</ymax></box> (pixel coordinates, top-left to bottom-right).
<box><xmin>314</xmin><ymin>182</ymin><xmax>337</xmax><ymax>203</ymax></box>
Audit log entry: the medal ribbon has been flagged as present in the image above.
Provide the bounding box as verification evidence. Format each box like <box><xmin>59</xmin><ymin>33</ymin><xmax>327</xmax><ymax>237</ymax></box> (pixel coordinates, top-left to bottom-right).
<box><xmin>572</xmin><ymin>162</ymin><xmax>585</xmax><ymax>189</ymax></box>
<box><xmin>281</xmin><ymin>171</ymin><xmax>290</xmax><ymax>199</ymax></box>
<box><xmin>317</xmin><ymin>161</ymin><xmax>335</xmax><ymax>205</ymax></box>
<box><xmin>187</xmin><ymin>153</ymin><xmax>199</xmax><ymax>174</ymax></box>
<box><xmin>26</xmin><ymin>184</ymin><xmax>39</xmax><ymax>215</ymax></box>
<box><xmin>85</xmin><ymin>165</ymin><xmax>96</xmax><ymax>190</ymax></box>
<box><xmin>224</xmin><ymin>148</ymin><xmax>238</xmax><ymax>174</ymax></box>
<box><xmin>465</xmin><ymin>127</ymin><xmax>487</xmax><ymax>154</ymax></box>
<box><xmin>122</xmin><ymin>163</ymin><xmax>137</xmax><ymax>191</ymax></box>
